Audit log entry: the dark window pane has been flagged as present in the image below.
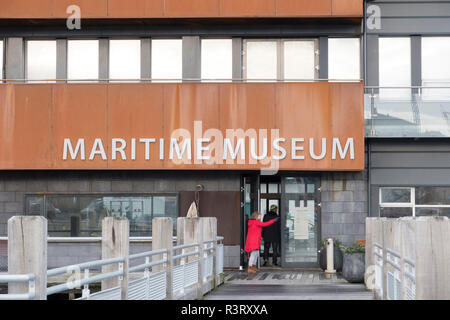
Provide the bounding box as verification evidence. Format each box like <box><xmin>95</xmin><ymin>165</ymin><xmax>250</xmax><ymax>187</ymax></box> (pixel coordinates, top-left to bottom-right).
<box><xmin>380</xmin><ymin>207</ymin><xmax>412</xmax><ymax>218</ymax></box>
<box><xmin>26</xmin><ymin>194</ymin><xmax>178</xmax><ymax>237</ymax></box>
<box><xmin>25</xmin><ymin>196</ymin><xmax>44</xmax><ymax>216</ymax></box>
<box><xmin>380</xmin><ymin>188</ymin><xmax>411</xmax><ymax>203</ymax></box>
<box><xmin>416</xmin><ymin>207</ymin><xmax>450</xmax><ymax>218</ymax></box>
<box><xmin>415</xmin><ymin>187</ymin><xmax>450</xmax><ymax>205</ymax></box>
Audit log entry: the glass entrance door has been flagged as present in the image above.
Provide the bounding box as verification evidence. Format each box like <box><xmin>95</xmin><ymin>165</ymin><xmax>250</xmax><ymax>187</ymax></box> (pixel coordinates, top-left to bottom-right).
<box><xmin>281</xmin><ymin>176</ymin><xmax>321</xmax><ymax>268</ymax></box>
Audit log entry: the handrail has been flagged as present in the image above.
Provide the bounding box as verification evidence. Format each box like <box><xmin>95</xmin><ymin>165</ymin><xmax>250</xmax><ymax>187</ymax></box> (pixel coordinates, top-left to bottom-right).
<box><xmin>0</xmin><ymin>273</ymin><xmax>36</xmax><ymax>300</ymax></box>
<box><xmin>47</xmin><ymin>269</ymin><xmax>123</xmax><ymax>296</ymax></box>
<box><xmin>173</xmin><ymin>243</ymin><xmax>200</xmax><ymax>251</ymax></box>
<box><xmin>128</xmin><ymin>259</ymin><xmax>166</xmax><ymax>273</ymax></box>
<box><xmin>129</xmin><ymin>249</ymin><xmax>167</xmax><ymax>260</ymax></box>
<box><xmin>47</xmin><ymin>257</ymin><xmax>124</xmax><ymax>277</ymax></box>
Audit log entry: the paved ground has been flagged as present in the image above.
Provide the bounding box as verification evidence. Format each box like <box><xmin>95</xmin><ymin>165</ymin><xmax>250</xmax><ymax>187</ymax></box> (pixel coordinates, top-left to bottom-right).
<box><xmin>204</xmin><ymin>269</ymin><xmax>373</xmax><ymax>300</ymax></box>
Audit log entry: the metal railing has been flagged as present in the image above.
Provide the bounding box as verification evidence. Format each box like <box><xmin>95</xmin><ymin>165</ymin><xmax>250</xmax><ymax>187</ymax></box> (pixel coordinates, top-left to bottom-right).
<box><xmin>0</xmin><ymin>274</ymin><xmax>35</xmax><ymax>300</ymax></box>
<box><xmin>0</xmin><ymin>236</ymin><xmax>224</xmax><ymax>300</ymax></box>
<box><xmin>47</xmin><ymin>257</ymin><xmax>125</xmax><ymax>300</ymax></box>
<box><xmin>364</xmin><ymin>85</ymin><xmax>450</xmax><ymax>138</ymax></box>
<box><xmin>172</xmin><ymin>243</ymin><xmax>200</xmax><ymax>294</ymax></box>
<box><xmin>128</xmin><ymin>249</ymin><xmax>168</xmax><ymax>300</ymax></box>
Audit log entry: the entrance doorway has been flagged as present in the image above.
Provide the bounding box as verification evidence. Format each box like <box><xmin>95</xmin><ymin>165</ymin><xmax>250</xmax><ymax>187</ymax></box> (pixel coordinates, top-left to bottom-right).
<box><xmin>240</xmin><ymin>174</ymin><xmax>321</xmax><ymax>269</ymax></box>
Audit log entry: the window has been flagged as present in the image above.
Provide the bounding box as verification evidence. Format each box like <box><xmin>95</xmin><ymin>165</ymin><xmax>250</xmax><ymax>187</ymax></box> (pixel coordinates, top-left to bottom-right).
<box><xmin>151</xmin><ymin>39</ymin><xmax>182</xmax><ymax>81</ymax></box>
<box><xmin>109</xmin><ymin>40</ymin><xmax>141</xmax><ymax>81</ymax></box>
<box><xmin>244</xmin><ymin>39</ymin><xmax>318</xmax><ymax>81</ymax></box>
<box><xmin>68</xmin><ymin>40</ymin><xmax>99</xmax><ymax>81</ymax></box>
<box><xmin>328</xmin><ymin>38</ymin><xmax>361</xmax><ymax>80</ymax></box>
<box><xmin>201</xmin><ymin>39</ymin><xmax>232</xmax><ymax>81</ymax></box>
<box><xmin>26</xmin><ymin>40</ymin><xmax>57</xmax><ymax>82</ymax></box>
<box><xmin>421</xmin><ymin>37</ymin><xmax>450</xmax><ymax>100</ymax></box>
<box><xmin>379</xmin><ymin>38</ymin><xmax>411</xmax><ymax>99</ymax></box>
<box><xmin>25</xmin><ymin>194</ymin><xmax>178</xmax><ymax>237</ymax></box>
<box><xmin>245</xmin><ymin>40</ymin><xmax>277</xmax><ymax>80</ymax></box>
<box><xmin>379</xmin><ymin>187</ymin><xmax>450</xmax><ymax>218</ymax></box>
<box><xmin>284</xmin><ymin>40</ymin><xmax>316</xmax><ymax>80</ymax></box>
<box><xmin>0</xmin><ymin>40</ymin><xmax>3</xmax><ymax>79</ymax></box>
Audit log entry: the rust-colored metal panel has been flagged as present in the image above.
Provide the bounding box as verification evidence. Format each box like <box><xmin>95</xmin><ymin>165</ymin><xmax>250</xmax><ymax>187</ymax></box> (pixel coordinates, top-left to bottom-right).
<box><xmin>107</xmin><ymin>84</ymin><xmax>165</xmax><ymax>169</ymax></box>
<box><xmin>52</xmin><ymin>84</ymin><xmax>108</xmax><ymax>169</ymax></box>
<box><xmin>275</xmin><ymin>82</ymin><xmax>364</xmax><ymax>170</ymax></box>
<box><xmin>332</xmin><ymin>0</ymin><xmax>363</xmax><ymax>17</ymax></box>
<box><xmin>219</xmin><ymin>0</ymin><xmax>276</xmax><ymax>17</ymax></box>
<box><xmin>107</xmin><ymin>0</ymin><xmax>163</xmax><ymax>18</ymax></box>
<box><xmin>0</xmin><ymin>85</ymin><xmax>53</xmax><ymax>168</ymax></box>
<box><xmin>0</xmin><ymin>82</ymin><xmax>364</xmax><ymax>171</ymax></box>
<box><xmin>276</xmin><ymin>0</ymin><xmax>331</xmax><ymax>17</ymax></box>
<box><xmin>52</xmin><ymin>0</ymin><xmax>108</xmax><ymax>18</ymax></box>
<box><xmin>218</xmin><ymin>83</ymin><xmax>276</xmax><ymax>170</ymax></box>
<box><xmin>164</xmin><ymin>0</ymin><xmax>220</xmax><ymax>17</ymax></box>
<box><xmin>329</xmin><ymin>82</ymin><xmax>365</xmax><ymax>170</ymax></box>
<box><xmin>162</xmin><ymin>83</ymin><xmax>221</xmax><ymax>170</ymax></box>
<box><xmin>0</xmin><ymin>0</ymin><xmax>53</xmax><ymax>18</ymax></box>
<box><xmin>179</xmin><ymin>191</ymin><xmax>241</xmax><ymax>246</ymax></box>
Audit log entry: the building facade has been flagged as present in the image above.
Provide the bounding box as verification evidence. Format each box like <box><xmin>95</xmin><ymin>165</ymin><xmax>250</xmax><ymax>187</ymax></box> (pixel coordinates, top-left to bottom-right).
<box><xmin>0</xmin><ymin>0</ymin><xmax>448</xmax><ymax>270</ymax></box>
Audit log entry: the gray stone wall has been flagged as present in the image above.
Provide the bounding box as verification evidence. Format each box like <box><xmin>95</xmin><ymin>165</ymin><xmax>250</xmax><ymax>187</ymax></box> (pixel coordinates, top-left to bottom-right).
<box><xmin>0</xmin><ymin>171</ymin><xmax>240</xmax><ymax>237</ymax></box>
<box><xmin>321</xmin><ymin>171</ymin><xmax>368</xmax><ymax>245</ymax></box>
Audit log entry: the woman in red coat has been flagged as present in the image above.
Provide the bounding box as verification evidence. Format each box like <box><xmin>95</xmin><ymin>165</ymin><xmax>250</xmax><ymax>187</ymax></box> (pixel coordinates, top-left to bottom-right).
<box><xmin>245</xmin><ymin>211</ymin><xmax>278</xmax><ymax>273</ymax></box>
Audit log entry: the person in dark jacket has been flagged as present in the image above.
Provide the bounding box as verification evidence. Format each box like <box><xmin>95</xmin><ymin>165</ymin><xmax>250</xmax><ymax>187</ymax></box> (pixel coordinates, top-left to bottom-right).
<box><xmin>262</xmin><ymin>204</ymin><xmax>281</xmax><ymax>266</ymax></box>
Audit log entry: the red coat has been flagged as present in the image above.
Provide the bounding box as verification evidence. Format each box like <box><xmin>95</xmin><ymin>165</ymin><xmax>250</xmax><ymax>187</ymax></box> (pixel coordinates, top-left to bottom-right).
<box><xmin>244</xmin><ymin>219</ymin><xmax>276</xmax><ymax>253</ymax></box>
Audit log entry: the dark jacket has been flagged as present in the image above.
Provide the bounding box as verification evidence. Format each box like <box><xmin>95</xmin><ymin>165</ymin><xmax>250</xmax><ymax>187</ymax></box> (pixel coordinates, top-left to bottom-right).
<box><xmin>262</xmin><ymin>211</ymin><xmax>280</xmax><ymax>243</ymax></box>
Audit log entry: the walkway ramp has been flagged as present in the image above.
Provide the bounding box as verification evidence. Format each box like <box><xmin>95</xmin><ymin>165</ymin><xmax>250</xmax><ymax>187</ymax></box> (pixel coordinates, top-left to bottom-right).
<box><xmin>204</xmin><ymin>270</ymin><xmax>373</xmax><ymax>300</ymax></box>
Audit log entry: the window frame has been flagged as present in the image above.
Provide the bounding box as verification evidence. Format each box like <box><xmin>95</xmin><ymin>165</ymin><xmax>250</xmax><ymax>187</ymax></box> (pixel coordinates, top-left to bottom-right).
<box><xmin>328</xmin><ymin>37</ymin><xmax>362</xmax><ymax>81</ymax></box>
<box><xmin>151</xmin><ymin>38</ymin><xmax>183</xmax><ymax>82</ymax></box>
<box><xmin>200</xmin><ymin>37</ymin><xmax>233</xmax><ymax>82</ymax></box>
<box><xmin>243</xmin><ymin>38</ymin><xmax>319</xmax><ymax>81</ymax></box>
<box><xmin>379</xmin><ymin>186</ymin><xmax>450</xmax><ymax>217</ymax></box>
<box><xmin>108</xmin><ymin>38</ymin><xmax>142</xmax><ymax>81</ymax></box>
<box><xmin>24</xmin><ymin>192</ymin><xmax>179</xmax><ymax>238</ymax></box>
<box><xmin>25</xmin><ymin>38</ymin><xmax>58</xmax><ymax>83</ymax></box>
<box><xmin>67</xmin><ymin>38</ymin><xmax>100</xmax><ymax>82</ymax></box>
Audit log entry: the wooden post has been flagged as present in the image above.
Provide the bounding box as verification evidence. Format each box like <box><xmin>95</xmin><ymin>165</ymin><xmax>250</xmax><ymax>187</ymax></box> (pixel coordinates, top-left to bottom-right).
<box><xmin>101</xmin><ymin>217</ymin><xmax>129</xmax><ymax>300</ymax></box>
<box><xmin>8</xmin><ymin>216</ymin><xmax>47</xmax><ymax>300</ymax></box>
<box><xmin>152</xmin><ymin>217</ymin><xmax>173</xmax><ymax>300</ymax></box>
<box><xmin>202</xmin><ymin>218</ymin><xmax>217</xmax><ymax>289</ymax></box>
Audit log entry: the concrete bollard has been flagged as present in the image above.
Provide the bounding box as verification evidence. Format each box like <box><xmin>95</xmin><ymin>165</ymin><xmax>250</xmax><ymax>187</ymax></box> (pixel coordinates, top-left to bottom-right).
<box><xmin>152</xmin><ymin>217</ymin><xmax>174</xmax><ymax>300</ymax></box>
<box><xmin>8</xmin><ymin>216</ymin><xmax>47</xmax><ymax>300</ymax></box>
<box><xmin>101</xmin><ymin>217</ymin><xmax>129</xmax><ymax>300</ymax></box>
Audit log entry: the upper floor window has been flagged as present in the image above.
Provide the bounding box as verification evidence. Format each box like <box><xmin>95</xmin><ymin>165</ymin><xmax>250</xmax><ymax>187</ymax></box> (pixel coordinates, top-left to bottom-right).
<box><xmin>328</xmin><ymin>38</ymin><xmax>360</xmax><ymax>80</ymax></box>
<box><xmin>244</xmin><ymin>39</ymin><xmax>318</xmax><ymax>81</ymax></box>
<box><xmin>68</xmin><ymin>40</ymin><xmax>99</xmax><ymax>81</ymax></box>
<box><xmin>201</xmin><ymin>39</ymin><xmax>232</xmax><ymax>81</ymax></box>
<box><xmin>109</xmin><ymin>39</ymin><xmax>141</xmax><ymax>81</ymax></box>
<box><xmin>422</xmin><ymin>37</ymin><xmax>450</xmax><ymax>100</ymax></box>
<box><xmin>379</xmin><ymin>37</ymin><xmax>411</xmax><ymax>99</ymax></box>
<box><xmin>26</xmin><ymin>40</ymin><xmax>57</xmax><ymax>83</ymax></box>
<box><xmin>151</xmin><ymin>39</ymin><xmax>182</xmax><ymax>81</ymax></box>
<box><xmin>283</xmin><ymin>40</ymin><xmax>317</xmax><ymax>80</ymax></box>
<box><xmin>0</xmin><ymin>40</ymin><xmax>3</xmax><ymax>79</ymax></box>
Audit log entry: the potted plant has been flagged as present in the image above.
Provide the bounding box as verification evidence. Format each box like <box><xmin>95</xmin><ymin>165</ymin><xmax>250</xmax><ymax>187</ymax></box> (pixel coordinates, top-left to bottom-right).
<box><xmin>318</xmin><ymin>238</ymin><xmax>343</xmax><ymax>272</ymax></box>
<box><xmin>340</xmin><ymin>240</ymin><xmax>366</xmax><ymax>283</ymax></box>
